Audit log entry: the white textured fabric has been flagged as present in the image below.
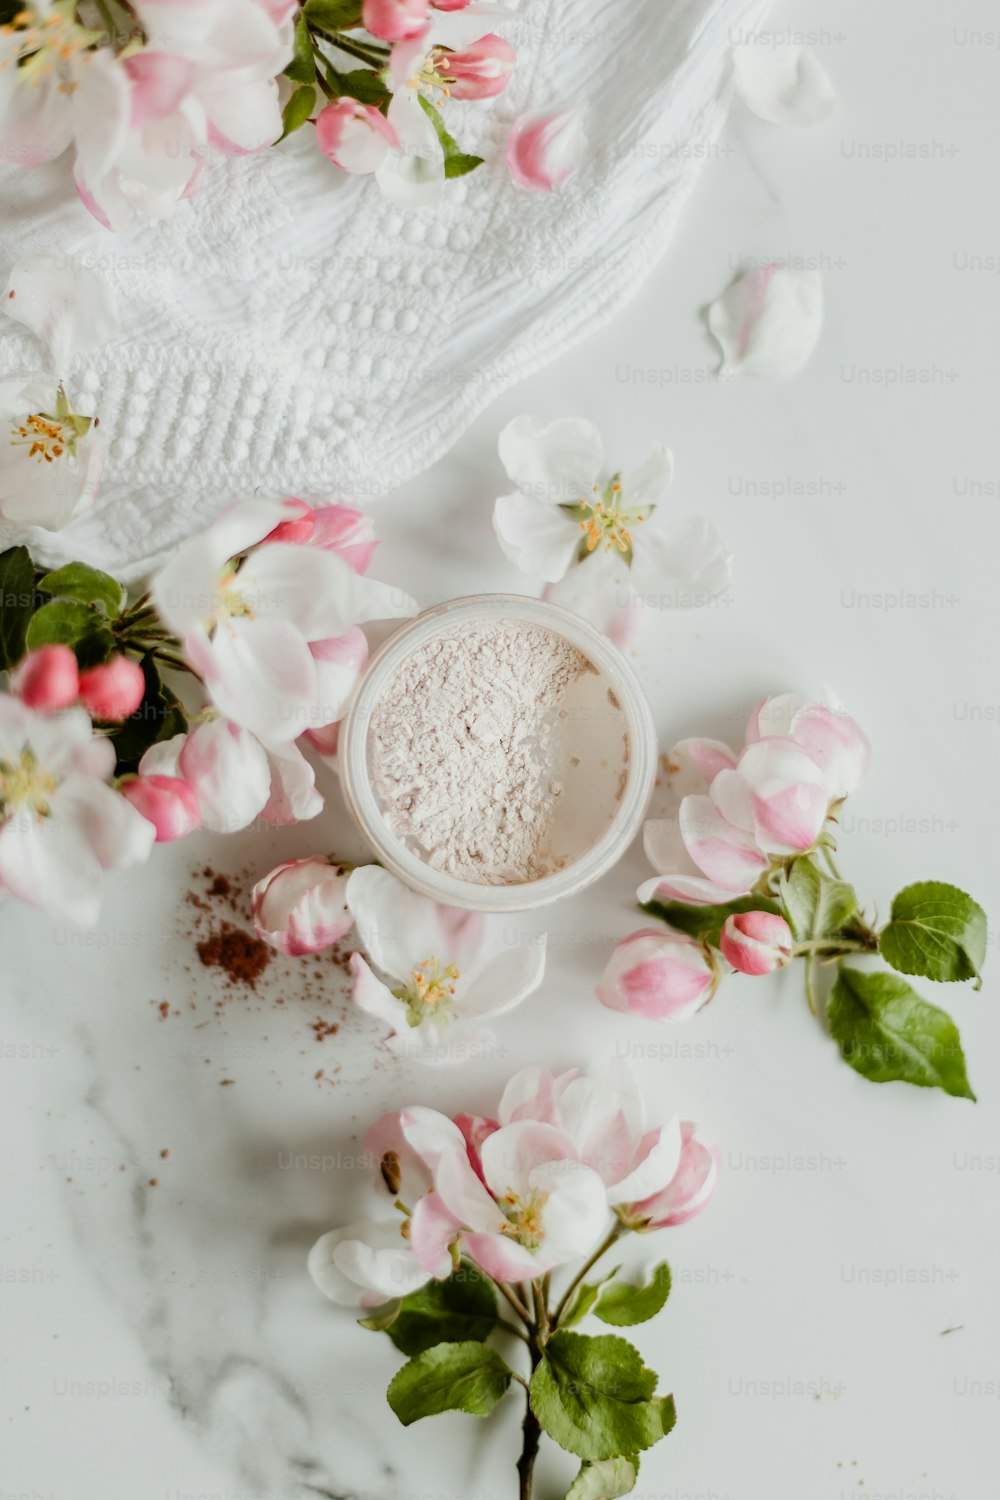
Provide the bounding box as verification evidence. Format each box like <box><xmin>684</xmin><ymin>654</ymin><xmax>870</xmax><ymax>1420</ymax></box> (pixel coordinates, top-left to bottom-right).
<box><xmin>0</xmin><ymin>0</ymin><xmax>767</xmax><ymax>581</ymax></box>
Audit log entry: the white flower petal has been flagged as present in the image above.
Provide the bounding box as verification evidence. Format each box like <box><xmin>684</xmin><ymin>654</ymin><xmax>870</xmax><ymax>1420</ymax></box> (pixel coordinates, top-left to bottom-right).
<box><xmin>3</xmin><ymin>257</ymin><xmax>117</xmax><ymax>371</ymax></box>
<box><xmin>349</xmin><ymin>953</ymin><xmax>409</xmax><ymax>1030</ymax></box>
<box><xmin>207</xmin><ymin>617</ymin><xmax>318</xmax><ymax>742</ymax></box>
<box><xmin>623</xmin><ymin>443</ymin><xmax>674</xmax><ymax>511</ymax></box>
<box><xmin>708</xmin><ymin>265</ymin><xmax>823</xmax><ymax>379</ymax></box>
<box><xmin>497</xmin><ymin>414</ymin><xmax>604</xmax><ymax>504</ymax></box>
<box><xmin>543</xmin><ymin>558</ymin><xmax>642</xmax><ymax>650</ymax></box>
<box><xmin>375</xmin><ymin>91</ymin><xmax>444</xmax><ymax>209</ymax></box>
<box><xmin>492</xmin><ymin>491</ymin><xmax>581</xmax><ymax>583</ymax></box>
<box><xmin>628</xmin><ymin>516</ymin><xmax>733</xmax><ymax>609</ymax></box>
<box><xmin>457</xmin><ymin>939</ymin><xmax>546</xmax><ymax>1020</ymax></box>
<box><xmin>732</xmin><ymin>44</ymin><xmax>838</xmax><ymax>128</ymax></box>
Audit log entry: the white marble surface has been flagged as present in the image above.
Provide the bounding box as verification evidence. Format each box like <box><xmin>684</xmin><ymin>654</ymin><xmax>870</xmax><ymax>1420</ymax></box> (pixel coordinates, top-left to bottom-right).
<box><xmin>3</xmin><ymin>1</ymin><xmax>1000</xmax><ymax>1498</ymax></box>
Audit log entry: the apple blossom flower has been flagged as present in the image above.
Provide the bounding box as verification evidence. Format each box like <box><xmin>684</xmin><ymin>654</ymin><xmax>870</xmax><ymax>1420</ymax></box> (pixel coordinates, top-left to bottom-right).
<box><xmin>617</xmin><ymin>1123</ymin><xmax>718</xmax><ymax>1231</ymax></box>
<box><xmin>74</xmin><ymin>0</ymin><xmax>294</xmax><ymax>229</ymax></box>
<box><xmin>140</xmin><ymin>717</ymin><xmax>272</xmax><ymax>834</ymax></box>
<box><xmin>151</xmin><ymin>496</ymin><xmax>414</xmax><ymax>745</ymax></box>
<box><xmin>363</xmin><ymin>0</ymin><xmax>430</xmax><ymax>41</ymax></box>
<box><xmin>638</xmin><ymin>695</ymin><xmax>869</xmax><ymax>907</ymax></box>
<box><xmin>433</xmin><ymin>1119</ymin><xmax>610</xmax><ymax>1281</ymax></box>
<box><xmin>493</xmin><ymin>415</ymin><xmax>732</xmax><ymax>648</ymax></box>
<box><xmin>77</xmin><ymin>656</ymin><xmax>145</xmax><ymax>722</ymax></box>
<box><xmin>0</xmin><ymin>5</ymin><xmax>127</xmax><ymax>172</ymax></box>
<box><xmin>1</xmin><ymin>257</ymin><xmax>116</xmax><ymax>532</ymax></box>
<box><xmin>120</xmin><ymin>773</ymin><xmax>201</xmax><ymax>842</ymax></box>
<box><xmin>346</xmin><ymin>865</ymin><xmax>546</xmax><ymax>1062</ymax></box>
<box><xmin>316</xmin><ymin>99</ymin><xmax>398</xmax><ymax>175</ymax></box>
<box><xmin>251</xmin><ymin>856</ymin><xmax>353</xmax><ymax>955</ymax></box>
<box><xmin>506</xmin><ymin>106</ymin><xmax>585</xmax><ymax>192</ymax></box>
<box><xmin>596</xmin><ymin>929</ymin><xmax>717</xmax><ymax>1021</ymax></box>
<box><xmin>309</xmin><ymin>1106</ymin><xmax>465</xmax><ymax>1306</ymax></box>
<box><xmin>746</xmin><ymin>692</ymin><xmax>870</xmax><ymax>801</ymax></box>
<box><xmin>720</xmin><ymin>911</ymin><xmax>794</xmax><ymax>976</ymax></box>
<box><xmin>10</xmin><ymin>646</ymin><xmax>79</xmax><ymax>713</ymax></box>
<box><xmin>376</xmin><ymin>8</ymin><xmax>514</xmax><ymax>207</ymax></box>
<box><xmin>0</xmin><ymin>695</ymin><xmax>154</xmax><ymax>923</ymax></box>
<box><xmin>495</xmin><ymin>1063</ymin><xmax>690</xmax><ymax>1214</ymax></box>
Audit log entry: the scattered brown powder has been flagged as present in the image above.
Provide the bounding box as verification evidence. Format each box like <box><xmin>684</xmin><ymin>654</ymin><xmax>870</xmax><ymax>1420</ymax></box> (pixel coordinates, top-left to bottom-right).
<box><xmin>196</xmin><ymin>923</ymin><xmax>272</xmax><ymax>989</ymax></box>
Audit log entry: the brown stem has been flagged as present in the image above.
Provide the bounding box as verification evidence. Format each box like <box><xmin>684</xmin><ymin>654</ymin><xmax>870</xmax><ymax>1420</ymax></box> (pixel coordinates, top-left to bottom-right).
<box><xmin>516</xmin><ymin>1340</ymin><xmax>542</xmax><ymax>1500</ymax></box>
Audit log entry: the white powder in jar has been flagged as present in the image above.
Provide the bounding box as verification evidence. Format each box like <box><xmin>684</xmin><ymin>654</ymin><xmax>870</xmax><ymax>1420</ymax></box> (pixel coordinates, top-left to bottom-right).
<box><xmin>367</xmin><ymin>620</ymin><xmax>596</xmax><ymax>884</ymax></box>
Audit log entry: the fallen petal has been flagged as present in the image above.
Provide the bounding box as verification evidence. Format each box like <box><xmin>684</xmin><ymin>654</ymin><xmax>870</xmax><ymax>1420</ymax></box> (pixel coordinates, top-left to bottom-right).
<box><xmin>707</xmin><ymin>264</ymin><xmax>823</xmax><ymax>379</ymax></box>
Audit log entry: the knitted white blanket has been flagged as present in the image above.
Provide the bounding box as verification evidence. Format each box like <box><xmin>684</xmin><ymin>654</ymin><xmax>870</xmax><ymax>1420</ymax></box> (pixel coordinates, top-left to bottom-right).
<box><xmin>0</xmin><ymin>0</ymin><xmax>767</xmax><ymax>580</ymax></box>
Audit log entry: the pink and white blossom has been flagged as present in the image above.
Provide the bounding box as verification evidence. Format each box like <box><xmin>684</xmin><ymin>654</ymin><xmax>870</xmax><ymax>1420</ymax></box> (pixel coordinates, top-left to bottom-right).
<box><xmin>618</xmin><ymin>1122</ymin><xmax>719</xmax><ymax>1230</ymax></box>
<box><xmin>346</xmin><ymin>865</ymin><xmax>545</xmax><ymax>1062</ymax></box>
<box><xmin>251</xmin><ymin>856</ymin><xmax>353</xmax><ymax>956</ymax></box>
<box><xmin>0</xmin><ymin>257</ymin><xmax>116</xmax><ymax>532</ymax></box>
<box><xmin>506</xmin><ymin>106</ymin><xmax>584</xmax><ymax>192</ymax></box>
<box><xmin>495</xmin><ymin>1063</ymin><xmax>687</xmax><ymax>1212</ymax></box>
<box><xmin>597</xmin><ymin>929</ymin><xmax>717</xmax><ymax>1022</ymax></box>
<box><xmin>434</xmin><ymin>1120</ymin><xmax>610</xmax><ymax>1281</ymax></box>
<box><xmin>11</xmin><ymin>646</ymin><xmax>79</xmax><ymax>713</ymax></box>
<box><xmin>77</xmin><ymin>656</ymin><xmax>145</xmax><ymax>721</ymax></box>
<box><xmin>493</xmin><ymin>415</ymin><xmax>731</xmax><ymax>648</ymax></box>
<box><xmin>120</xmin><ymin>773</ymin><xmax>201</xmax><ymax>842</ymax></box>
<box><xmin>140</xmin><ymin>717</ymin><xmax>272</xmax><ymax>834</ymax></box>
<box><xmin>719</xmin><ymin>910</ymin><xmax>794</xmax><ymax>976</ymax></box>
<box><xmin>376</xmin><ymin>8</ymin><xmax>514</xmax><ymax>206</ymax></box>
<box><xmin>0</xmin><ymin>695</ymin><xmax>154</xmax><ymax>923</ymax></box>
<box><xmin>316</xmin><ymin>99</ymin><xmax>398</xmax><ymax>175</ymax></box>
<box><xmin>75</xmin><ymin>0</ymin><xmax>294</xmax><ymax>229</ymax></box>
<box><xmin>151</xmin><ymin>497</ymin><xmax>414</xmax><ymax>745</ymax></box>
<box><xmin>746</xmin><ymin>692</ymin><xmax>870</xmax><ymax>801</ymax></box>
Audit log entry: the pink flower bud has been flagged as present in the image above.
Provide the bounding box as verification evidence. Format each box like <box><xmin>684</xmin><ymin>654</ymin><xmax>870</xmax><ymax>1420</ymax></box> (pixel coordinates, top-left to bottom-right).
<box><xmin>11</xmin><ymin>645</ymin><xmax>80</xmax><ymax>713</ymax></box>
<box><xmin>121</xmin><ymin>774</ymin><xmax>200</xmax><ymax>842</ymax></box>
<box><xmin>596</xmin><ymin>928</ymin><xmax>716</xmax><ymax>1022</ymax></box>
<box><xmin>78</xmin><ymin>656</ymin><xmax>145</xmax><ymax>722</ymax></box>
<box><xmin>440</xmin><ymin>34</ymin><xmax>516</xmax><ymax>100</ymax></box>
<box><xmin>621</xmin><ymin>1123</ymin><xmax>719</xmax><ymax>1230</ymax></box>
<box><xmin>363</xmin><ymin>0</ymin><xmax>429</xmax><ymax>41</ymax></box>
<box><xmin>316</xmin><ymin>99</ymin><xmax>398</xmax><ymax>175</ymax></box>
<box><xmin>507</xmin><ymin>107</ymin><xmax>585</xmax><ymax>192</ymax></box>
<box><xmin>251</xmin><ymin>856</ymin><xmax>353</xmax><ymax>956</ymax></box>
<box><xmin>719</xmin><ymin>910</ymin><xmax>794</xmax><ymax>976</ymax></box>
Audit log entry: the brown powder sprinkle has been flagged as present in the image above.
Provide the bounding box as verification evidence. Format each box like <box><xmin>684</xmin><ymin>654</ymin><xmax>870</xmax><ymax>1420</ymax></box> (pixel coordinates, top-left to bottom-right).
<box><xmin>196</xmin><ymin>924</ymin><xmax>272</xmax><ymax>989</ymax></box>
<box><xmin>310</xmin><ymin>1018</ymin><xmax>340</xmax><ymax>1043</ymax></box>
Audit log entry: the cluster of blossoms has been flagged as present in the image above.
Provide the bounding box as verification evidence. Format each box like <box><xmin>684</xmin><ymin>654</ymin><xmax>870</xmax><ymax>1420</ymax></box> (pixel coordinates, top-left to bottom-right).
<box><xmin>309</xmin><ymin>1061</ymin><xmax>716</xmax><ymax>1304</ymax></box>
<box><xmin>0</xmin><ymin>0</ymin><xmax>584</xmax><ymax>230</ymax></box>
<box><xmin>0</xmin><ymin>488</ymin><xmax>413</xmax><ymax>921</ymax></box>
<box><xmin>492</xmin><ymin>415</ymin><xmax>733</xmax><ymax>648</ymax></box>
<box><xmin>246</xmin><ymin>860</ymin><xmax>547</xmax><ymax>1062</ymax></box>
<box><xmin>598</xmin><ymin>692</ymin><xmax>871</xmax><ymax>1020</ymax></box>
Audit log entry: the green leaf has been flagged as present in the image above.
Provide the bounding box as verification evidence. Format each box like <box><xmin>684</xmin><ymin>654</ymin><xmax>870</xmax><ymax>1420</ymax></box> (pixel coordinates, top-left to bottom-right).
<box><xmin>0</xmin><ymin>545</ymin><xmax>36</xmax><ymax>669</ymax></box>
<box><xmin>386</xmin><ymin>1341</ymin><xmax>513</xmax><ymax>1425</ymax></box>
<box><xmin>880</xmin><ymin>881</ymin><xmax>987</xmax><ymax>985</ymax></box>
<box><xmin>828</xmin><ymin>967</ymin><xmax>975</xmax><ymax>1101</ymax></box>
<box><xmin>108</xmin><ymin>655</ymin><xmax>187</xmax><ymax>772</ymax></box>
<box><xmin>25</xmin><ymin>600</ymin><xmax>114</xmax><ymax>668</ymax></box>
<box><xmin>595</xmin><ymin>1264</ymin><xmax>671</xmax><ymax>1327</ymax></box>
<box><xmin>566</xmin><ymin>1456</ymin><xmax>640</xmax><ymax>1500</ymax></box>
<box><xmin>779</xmin><ymin>857</ymin><xmax>857</xmax><ymax>942</ymax></box>
<box><xmin>562</xmin><ymin>1267</ymin><xmax>620</xmax><ymax>1329</ymax></box>
<box><xmin>418</xmin><ymin>95</ymin><xmax>484</xmax><ymax>179</ymax></box>
<box><xmin>385</xmin><ymin>1263</ymin><xmax>497</xmax><ymax>1356</ymax></box>
<box><xmin>285</xmin><ymin>9</ymin><xmax>317</xmax><ymax>83</ymax></box>
<box><xmin>529</xmin><ymin>1332</ymin><xmax>676</xmax><ymax>1461</ymax></box>
<box><xmin>37</xmin><ymin>562</ymin><xmax>125</xmax><ymax>617</ymax></box>
<box><xmin>641</xmin><ymin>894</ymin><xmax>780</xmax><ymax>949</ymax></box>
<box><xmin>304</xmin><ymin>0</ymin><xmax>364</xmax><ymax>29</ymax></box>
<box><xmin>280</xmin><ymin>83</ymin><xmax>317</xmax><ymax>139</ymax></box>
<box><xmin>333</xmin><ymin>67</ymin><xmax>388</xmax><ymax>103</ymax></box>
<box><xmin>357</xmin><ymin>1299</ymin><xmax>400</xmax><ymax>1332</ymax></box>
